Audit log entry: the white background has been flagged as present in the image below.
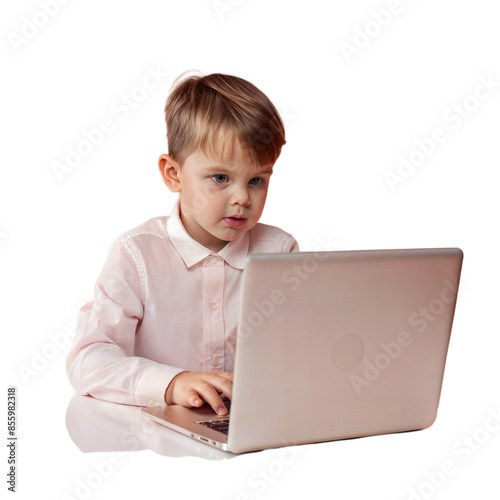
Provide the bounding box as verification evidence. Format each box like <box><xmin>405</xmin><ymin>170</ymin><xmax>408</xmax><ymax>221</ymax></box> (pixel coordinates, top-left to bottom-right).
<box><xmin>1</xmin><ymin>0</ymin><xmax>499</xmax><ymax>498</ymax></box>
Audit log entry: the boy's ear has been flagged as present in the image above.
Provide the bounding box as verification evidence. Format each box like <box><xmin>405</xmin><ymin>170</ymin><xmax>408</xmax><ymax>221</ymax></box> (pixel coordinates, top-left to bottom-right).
<box><xmin>158</xmin><ymin>154</ymin><xmax>182</xmax><ymax>193</ymax></box>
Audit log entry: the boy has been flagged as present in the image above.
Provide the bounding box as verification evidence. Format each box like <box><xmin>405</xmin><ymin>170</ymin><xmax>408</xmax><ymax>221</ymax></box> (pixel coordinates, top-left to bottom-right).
<box><xmin>66</xmin><ymin>72</ymin><xmax>298</xmax><ymax>416</ymax></box>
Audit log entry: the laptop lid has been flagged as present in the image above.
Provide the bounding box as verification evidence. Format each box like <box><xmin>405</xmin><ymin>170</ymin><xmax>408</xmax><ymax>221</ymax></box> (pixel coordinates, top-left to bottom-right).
<box><xmin>227</xmin><ymin>248</ymin><xmax>463</xmax><ymax>453</ymax></box>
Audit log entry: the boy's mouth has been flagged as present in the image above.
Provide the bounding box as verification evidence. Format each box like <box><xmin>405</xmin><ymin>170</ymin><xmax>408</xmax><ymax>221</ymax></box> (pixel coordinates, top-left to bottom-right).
<box><xmin>223</xmin><ymin>216</ymin><xmax>247</xmax><ymax>228</ymax></box>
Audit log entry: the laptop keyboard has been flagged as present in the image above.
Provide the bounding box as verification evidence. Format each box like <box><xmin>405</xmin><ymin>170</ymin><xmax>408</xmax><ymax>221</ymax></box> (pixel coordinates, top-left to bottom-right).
<box><xmin>196</xmin><ymin>417</ymin><xmax>230</xmax><ymax>435</ymax></box>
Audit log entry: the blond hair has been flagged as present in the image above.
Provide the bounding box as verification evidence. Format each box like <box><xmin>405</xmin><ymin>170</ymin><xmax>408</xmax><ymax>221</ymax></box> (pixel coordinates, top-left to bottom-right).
<box><xmin>164</xmin><ymin>71</ymin><xmax>286</xmax><ymax>166</ymax></box>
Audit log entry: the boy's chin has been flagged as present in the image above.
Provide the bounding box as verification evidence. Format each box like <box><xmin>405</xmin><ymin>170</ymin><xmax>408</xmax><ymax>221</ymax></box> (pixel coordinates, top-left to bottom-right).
<box><xmin>208</xmin><ymin>230</ymin><xmax>244</xmax><ymax>249</ymax></box>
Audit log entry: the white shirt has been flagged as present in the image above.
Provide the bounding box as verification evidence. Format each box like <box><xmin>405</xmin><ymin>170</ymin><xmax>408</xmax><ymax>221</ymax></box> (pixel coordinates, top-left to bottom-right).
<box><xmin>66</xmin><ymin>201</ymin><xmax>298</xmax><ymax>407</ymax></box>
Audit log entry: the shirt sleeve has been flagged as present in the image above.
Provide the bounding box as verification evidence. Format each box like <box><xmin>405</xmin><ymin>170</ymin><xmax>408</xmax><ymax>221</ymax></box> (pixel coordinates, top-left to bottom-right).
<box><xmin>283</xmin><ymin>234</ymin><xmax>300</xmax><ymax>253</ymax></box>
<box><xmin>66</xmin><ymin>239</ymin><xmax>184</xmax><ymax>407</ymax></box>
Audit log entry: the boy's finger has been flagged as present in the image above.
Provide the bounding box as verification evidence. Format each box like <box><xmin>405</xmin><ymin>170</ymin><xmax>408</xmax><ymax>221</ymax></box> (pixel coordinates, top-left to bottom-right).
<box><xmin>183</xmin><ymin>388</ymin><xmax>203</xmax><ymax>407</ymax></box>
<box><xmin>195</xmin><ymin>382</ymin><xmax>229</xmax><ymax>415</ymax></box>
<box><xmin>214</xmin><ymin>371</ymin><xmax>234</xmax><ymax>383</ymax></box>
<box><xmin>207</xmin><ymin>373</ymin><xmax>233</xmax><ymax>401</ymax></box>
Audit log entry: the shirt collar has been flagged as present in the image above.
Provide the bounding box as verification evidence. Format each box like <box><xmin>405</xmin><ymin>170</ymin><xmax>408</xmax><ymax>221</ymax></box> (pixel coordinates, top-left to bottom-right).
<box><xmin>166</xmin><ymin>200</ymin><xmax>250</xmax><ymax>270</ymax></box>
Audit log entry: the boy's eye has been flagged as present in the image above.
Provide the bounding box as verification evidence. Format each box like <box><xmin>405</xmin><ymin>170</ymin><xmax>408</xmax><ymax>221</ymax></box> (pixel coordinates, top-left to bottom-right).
<box><xmin>249</xmin><ymin>177</ymin><xmax>264</xmax><ymax>186</ymax></box>
<box><xmin>211</xmin><ymin>174</ymin><xmax>229</xmax><ymax>184</ymax></box>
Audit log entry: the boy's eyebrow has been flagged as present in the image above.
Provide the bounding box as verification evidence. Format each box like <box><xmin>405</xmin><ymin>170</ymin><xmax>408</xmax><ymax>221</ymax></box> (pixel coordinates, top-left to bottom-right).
<box><xmin>258</xmin><ymin>167</ymin><xmax>274</xmax><ymax>175</ymax></box>
<box><xmin>205</xmin><ymin>165</ymin><xmax>235</xmax><ymax>173</ymax></box>
<box><xmin>205</xmin><ymin>165</ymin><xmax>274</xmax><ymax>175</ymax></box>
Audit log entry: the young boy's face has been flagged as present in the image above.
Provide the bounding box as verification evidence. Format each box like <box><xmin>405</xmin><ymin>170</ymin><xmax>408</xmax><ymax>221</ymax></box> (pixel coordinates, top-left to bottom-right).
<box><xmin>160</xmin><ymin>139</ymin><xmax>274</xmax><ymax>253</ymax></box>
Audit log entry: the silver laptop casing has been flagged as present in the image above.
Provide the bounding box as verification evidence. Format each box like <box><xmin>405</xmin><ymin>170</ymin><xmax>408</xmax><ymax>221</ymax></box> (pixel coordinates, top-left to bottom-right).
<box><xmin>143</xmin><ymin>248</ymin><xmax>463</xmax><ymax>454</ymax></box>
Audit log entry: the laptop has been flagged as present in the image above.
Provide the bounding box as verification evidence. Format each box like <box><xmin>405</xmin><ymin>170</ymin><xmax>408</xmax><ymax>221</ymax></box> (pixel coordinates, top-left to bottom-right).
<box><xmin>141</xmin><ymin>248</ymin><xmax>463</xmax><ymax>453</ymax></box>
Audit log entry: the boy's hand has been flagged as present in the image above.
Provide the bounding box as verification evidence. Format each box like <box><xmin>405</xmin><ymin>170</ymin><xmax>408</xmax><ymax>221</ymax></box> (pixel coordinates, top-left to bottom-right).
<box><xmin>164</xmin><ymin>370</ymin><xmax>233</xmax><ymax>415</ymax></box>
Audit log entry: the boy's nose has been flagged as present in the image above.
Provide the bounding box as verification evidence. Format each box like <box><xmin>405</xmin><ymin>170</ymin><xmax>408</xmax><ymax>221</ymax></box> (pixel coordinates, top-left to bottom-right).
<box><xmin>231</xmin><ymin>186</ymin><xmax>250</xmax><ymax>206</ymax></box>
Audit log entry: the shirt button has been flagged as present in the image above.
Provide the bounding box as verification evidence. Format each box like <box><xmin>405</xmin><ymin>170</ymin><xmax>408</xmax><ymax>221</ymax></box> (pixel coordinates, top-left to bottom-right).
<box><xmin>211</xmin><ymin>357</ymin><xmax>219</xmax><ymax>367</ymax></box>
<box><xmin>210</xmin><ymin>256</ymin><xmax>218</xmax><ymax>265</ymax></box>
<box><xmin>210</xmin><ymin>302</ymin><xmax>217</xmax><ymax>310</ymax></box>
<box><xmin>148</xmin><ymin>400</ymin><xmax>158</xmax><ymax>407</ymax></box>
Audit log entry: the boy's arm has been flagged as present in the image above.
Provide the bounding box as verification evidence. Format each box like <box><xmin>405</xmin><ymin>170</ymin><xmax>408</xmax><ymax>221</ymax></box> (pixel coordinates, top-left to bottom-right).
<box><xmin>66</xmin><ymin>239</ymin><xmax>184</xmax><ymax>407</ymax></box>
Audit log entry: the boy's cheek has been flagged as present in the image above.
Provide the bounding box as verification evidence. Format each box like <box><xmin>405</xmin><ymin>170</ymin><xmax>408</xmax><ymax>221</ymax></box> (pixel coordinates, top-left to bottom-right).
<box><xmin>186</xmin><ymin>186</ymin><xmax>222</xmax><ymax>214</ymax></box>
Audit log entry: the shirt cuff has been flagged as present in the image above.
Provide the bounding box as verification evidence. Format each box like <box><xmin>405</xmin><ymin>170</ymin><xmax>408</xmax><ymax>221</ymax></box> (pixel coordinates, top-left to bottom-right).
<box><xmin>134</xmin><ymin>363</ymin><xmax>185</xmax><ymax>407</ymax></box>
